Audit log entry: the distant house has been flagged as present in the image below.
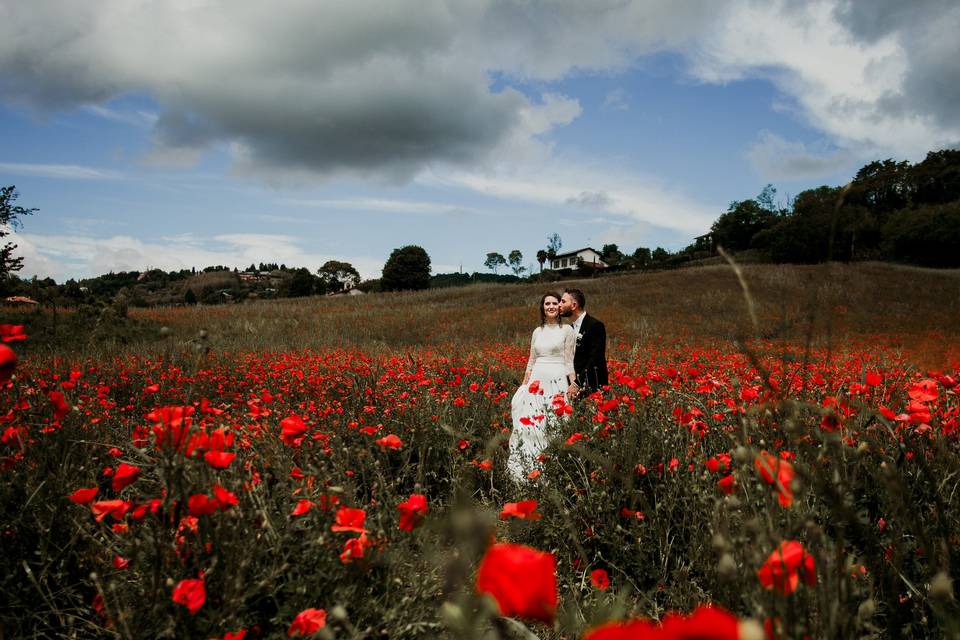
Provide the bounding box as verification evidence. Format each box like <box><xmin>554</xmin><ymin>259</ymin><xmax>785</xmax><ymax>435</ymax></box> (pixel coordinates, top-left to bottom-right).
<box><xmin>550</xmin><ymin>248</ymin><xmax>607</xmax><ymax>271</ymax></box>
<box><xmin>327</xmin><ymin>286</ymin><xmax>365</xmax><ymax>297</ymax></box>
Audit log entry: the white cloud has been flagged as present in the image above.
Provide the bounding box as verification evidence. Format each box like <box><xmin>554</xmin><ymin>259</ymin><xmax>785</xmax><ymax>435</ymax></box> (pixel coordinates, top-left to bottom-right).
<box><xmin>13</xmin><ymin>230</ymin><xmax>385</xmax><ymax>281</ymax></box>
<box><xmin>0</xmin><ymin>162</ymin><xmax>122</xmax><ymax>180</ymax></box>
<box><xmin>688</xmin><ymin>1</ymin><xmax>959</xmax><ymax>159</ymax></box>
<box><xmin>603</xmin><ymin>88</ymin><xmax>629</xmax><ymax>111</ymax></box>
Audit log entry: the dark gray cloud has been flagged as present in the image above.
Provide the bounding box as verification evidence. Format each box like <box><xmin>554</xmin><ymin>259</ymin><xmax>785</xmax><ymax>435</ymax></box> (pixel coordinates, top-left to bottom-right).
<box><xmin>0</xmin><ymin>1</ymin><xmax>719</xmax><ymax>182</ymax></box>
<box><xmin>566</xmin><ymin>191</ymin><xmax>613</xmax><ymax>209</ymax></box>
<box><xmin>834</xmin><ymin>0</ymin><xmax>960</xmax><ymax>132</ymax></box>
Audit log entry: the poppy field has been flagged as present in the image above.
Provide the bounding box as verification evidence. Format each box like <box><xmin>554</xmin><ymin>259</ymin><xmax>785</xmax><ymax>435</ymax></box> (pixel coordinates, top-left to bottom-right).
<box><xmin>2</xmin><ymin>263</ymin><xmax>960</xmax><ymax>639</ymax></box>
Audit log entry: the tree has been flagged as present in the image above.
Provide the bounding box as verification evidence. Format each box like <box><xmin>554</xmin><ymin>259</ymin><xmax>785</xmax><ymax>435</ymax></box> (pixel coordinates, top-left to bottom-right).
<box><xmin>317</xmin><ymin>260</ymin><xmax>360</xmax><ymax>292</ymax></box>
<box><xmin>382</xmin><ymin>245</ymin><xmax>431</xmax><ymax>291</ymax></box>
<box><xmin>286</xmin><ymin>268</ymin><xmax>315</xmax><ymax>297</ymax></box>
<box><xmin>600</xmin><ymin>243</ymin><xmax>624</xmax><ymax>266</ymax></box>
<box><xmin>184</xmin><ymin>288</ymin><xmax>198</xmax><ymax>305</ymax></box>
<box><xmin>484</xmin><ymin>252</ymin><xmax>507</xmax><ymax>274</ymax></box>
<box><xmin>631</xmin><ymin>247</ymin><xmax>651</xmax><ymax>268</ymax></box>
<box><xmin>0</xmin><ymin>186</ymin><xmax>37</xmax><ymax>279</ymax></box>
<box><xmin>546</xmin><ymin>233</ymin><xmax>562</xmax><ymax>259</ymax></box>
<box><xmin>710</xmin><ymin>198</ymin><xmax>778</xmax><ymax>252</ymax></box>
<box><xmin>507</xmin><ymin>250</ymin><xmax>525</xmax><ymax>276</ymax></box>
<box><xmin>536</xmin><ymin>249</ymin><xmax>548</xmax><ymax>273</ymax></box>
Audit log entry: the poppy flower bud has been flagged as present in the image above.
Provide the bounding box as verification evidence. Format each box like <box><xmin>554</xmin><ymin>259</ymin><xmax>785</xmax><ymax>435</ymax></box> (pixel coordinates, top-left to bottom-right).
<box><xmin>857</xmin><ymin>598</ymin><xmax>876</xmax><ymax>622</ymax></box>
<box><xmin>711</xmin><ymin>533</ymin><xmax>729</xmax><ymax>553</ymax></box>
<box><xmin>734</xmin><ymin>446</ymin><xmax>751</xmax><ymax>464</ymax></box>
<box><xmin>717</xmin><ymin>553</ymin><xmax>737</xmax><ymax>582</ymax></box>
<box><xmin>930</xmin><ymin>572</ymin><xmax>954</xmax><ymax>603</ymax></box>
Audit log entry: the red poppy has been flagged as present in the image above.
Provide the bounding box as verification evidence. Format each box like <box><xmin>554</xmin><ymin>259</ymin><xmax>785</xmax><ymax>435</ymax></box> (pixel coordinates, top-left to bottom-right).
<box><xmin>213</xmin><ymin>484</ymin><xmax>238</xmax><ymax>507</ymax></box>
<box><xmin>188</xmin><ymin>493</ymin><xmax>221</xmax><ymax>517</ymax></box>
<box><xmin>172</xmin><ymin>576</ymin><xmax>206</xmax><ymax>614</ymax></box>
<box><xmin>499</xmin><ymin>500</ymin><xmax>542</xmax><ymax>520</ymax></box>
<box><xmin>757</xmin><ymin>540</ymin><xmax>816</xmax><ymax>595</ymax></box>
<box><xmin>287</xmin><ymin>608</ymin><xmax>327</xmax><ymax>637</ymax></box>
<box><xmin>111</xmin><ymin>463</ymin><xmax>140</xmax><ymax>493</ymax></box>
<box><xmin>331</xmin><ymin>506</ymin><xmax>367</xmax><ymax>533</ymax></box>
<box><xmin>203</xmin><ymin>450</ymin><xmax>236</xmax><ymax>469</ymax></box>
<box><xmin>908</xmin><ymin>379</ymin><xmax>939</xmax><ymax>402</ymax></box>
<box><xmin>0</xmin><ymin>343</ymin><xmax>16</xmax><ymax>383</ymax></box>
<box><xmin>717</xmin><ymin>474</ymin><xmax>736</xmax><ymax>495</ymax></box>
<box><xmin>590</xmin><ymin>568</ymin><xmax>610</xmax><ymax>590</ymax></box>
<box><xmin>339</xmin><ymin>533</ymin><xmax>372</xmax><ymax>564</ymax></box>
<box><xmin>292</xmin><ymin>499</ymin><xmax>316</xmax><ymax>516</ymax></box>
<box><xmin>583</xmin><ymin>604</ymin><xmax>741</xmax><ymax>640</ymax></box>
<box><xmin>376</xmin><ymin>434</ymin><xmax>403</xmax><ymax>450</ymax></box>
<box><xmin>147</xmin><ymin>405</ymin><xmax>195</xmax><ymax>451</ymax></box>
<box><xmin>49</xmin><ymin>390</ymin><xmax>70</xmax><ymax>421</ymax></box>
<box><xmin>112</xmin><ymin>555</ymin><xmax>130</xmax><ymax>570</ymax></box>
<box><xmin>397</xmin><ymin>494</ymin><xmax>428</xmax><ymax>532</ymax></box>
<box><xmin>476</xmin><ymin>542</ymin><xmax>557</xmax><ymax>624</ymax></box>
<box><xmin>754</xmin><ymin>451</ymin><xmax>795</xmax><ymax>508</ymax></box>
<box><xmin>68</xmin><ymin>487</ymin><xmax>99</xmax><ymax>504</ymax></box>
<box><xmin>222</xmin><ymin>631</ymin><xmax>247</xmax><ymax>640</ymax></box>
<box><xmin>475</xmin><ymin>459</ymin><xmax>493</xmax><ymax>471</ymax></box>
<box><xmin>0</xmin><ymin>324</ymin><xmax>26</xmax><ymax>342</ymax></box>
<box><xmin>280</xmin><ymin>415</ymin><xmax>308</xmax><ymax>447</ymax></box>
<box><xmin>528</xmin><ymin>380</ymin><xmax>542</xmax><ymax>394</ymax></box>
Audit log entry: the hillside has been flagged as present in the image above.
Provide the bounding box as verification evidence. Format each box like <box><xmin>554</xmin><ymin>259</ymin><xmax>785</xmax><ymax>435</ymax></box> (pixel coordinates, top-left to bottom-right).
<box><xmin>134</xmin><ymin>262</ymin><xmax>960</xmax><ymax>362</ymax></box>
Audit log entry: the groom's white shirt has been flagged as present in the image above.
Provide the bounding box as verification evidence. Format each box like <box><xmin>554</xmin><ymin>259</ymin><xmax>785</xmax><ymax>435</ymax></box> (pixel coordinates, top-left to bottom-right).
<box><xmin>572</xmin><ymin>312</ymin><xmax>586</xmax><ymax>336</ymax></box>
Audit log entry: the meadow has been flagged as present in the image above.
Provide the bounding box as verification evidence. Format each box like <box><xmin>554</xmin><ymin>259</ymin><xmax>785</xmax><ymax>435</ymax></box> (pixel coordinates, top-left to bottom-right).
<box><xmin>2</xmin><ymin>261</ymin><xmax>959</xmax><ymax>639</ymax></box>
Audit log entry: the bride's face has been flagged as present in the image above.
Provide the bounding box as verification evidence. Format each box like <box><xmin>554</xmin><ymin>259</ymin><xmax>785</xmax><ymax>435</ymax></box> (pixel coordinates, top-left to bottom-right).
<box><xmin>542</xmin><ymin>296</ymin><xmax>560</xmax><ymax>320</ymax></box>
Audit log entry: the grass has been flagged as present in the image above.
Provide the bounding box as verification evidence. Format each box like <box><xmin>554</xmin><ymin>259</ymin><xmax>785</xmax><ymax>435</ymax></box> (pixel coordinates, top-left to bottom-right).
<box><xmin>1</xmin><ymin>260</ymin><xmax>959</xmax><ymax>638</ymax></box>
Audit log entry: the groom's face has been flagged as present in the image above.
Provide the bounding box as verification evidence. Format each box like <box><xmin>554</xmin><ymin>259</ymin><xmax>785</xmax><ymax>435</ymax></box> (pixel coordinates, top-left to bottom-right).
<box><xmin>559</xmin><ymin>293</ymin><xmax>575</xmax><ymax>317</ymax></box>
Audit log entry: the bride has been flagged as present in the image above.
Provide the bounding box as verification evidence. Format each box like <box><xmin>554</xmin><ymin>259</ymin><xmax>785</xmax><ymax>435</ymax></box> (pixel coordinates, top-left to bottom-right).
<box><xmin>508</xmin><ymin>292</ymin><xmax>576</xmax><ymax>481</ymax></box>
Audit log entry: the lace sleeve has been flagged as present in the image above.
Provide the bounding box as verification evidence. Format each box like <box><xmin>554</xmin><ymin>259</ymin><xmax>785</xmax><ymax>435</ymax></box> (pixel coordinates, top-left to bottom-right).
<box><xmin>563</xmin><ymin>325</ymin><xmax>576</xmax><ymax>379</ymax></box>
<box><xmin>523</xmin><ymin>328</ymin><xmax>538</xmax><ymax>383</ymax></box>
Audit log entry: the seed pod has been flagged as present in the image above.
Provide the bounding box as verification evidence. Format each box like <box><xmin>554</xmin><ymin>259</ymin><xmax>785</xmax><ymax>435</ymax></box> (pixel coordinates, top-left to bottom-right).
<box><xmin>930</xmin><ymin>572</ymin><xmax>954</xmax><ymax>603</ymax></box>
<box><xmin>717</xmin><ymin>553</ymin><xmax>737</xmax><ymax>582</ymax></box>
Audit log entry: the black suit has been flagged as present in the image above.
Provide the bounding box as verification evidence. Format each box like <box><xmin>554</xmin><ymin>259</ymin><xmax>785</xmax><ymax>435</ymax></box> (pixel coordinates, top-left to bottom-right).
<box><xmin>573</xmin><ymin>314</ymin><xmax>608</xmax><ymax>392</ymax></box>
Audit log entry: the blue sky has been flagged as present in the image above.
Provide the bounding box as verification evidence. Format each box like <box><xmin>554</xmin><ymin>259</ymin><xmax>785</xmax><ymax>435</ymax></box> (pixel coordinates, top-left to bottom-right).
<box><xmin>1</xmin><ymin>1</ymin><xmax>957</xmax><ymax>281</ymax></box>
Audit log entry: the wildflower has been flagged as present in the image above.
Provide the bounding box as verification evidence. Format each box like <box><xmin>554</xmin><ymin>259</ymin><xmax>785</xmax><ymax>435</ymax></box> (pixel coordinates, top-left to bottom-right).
<box><xmin>0</xmin><ymin>344</ymin><xmax>17</xmax><ymax>383</ymax></box>
<box><xmin>280</xmin><ymin>415</ymin><xmax>308</xmax><ymax>447</ymax></box>
<box><xmin>203</xmin><ymin>450</ymin><xmax>236</xmax><ymax>469</ymax></box>
<box><xmin>111</xmin><ymin>463</ymin><xmax>140</xmax><ymax>492</ymax></box>
<box><xmin>91</xmin><ymin>499</ymin><xmax>130</xmax><ymax>523</ymax></box>
<box><xmin>476</xmin><ymin>542</ymin><xmax>557</xmax><ymax>623</ymax></box>
<box><xmin>331</xmin><ymin>506</ymin><xmax>367</xmax><ymax>533</ymax></box>
<box><xmin>591</xmin><ymin>568</ymin><xmax>610</xmax><ymax>590</ymax></box>
<box><xmin>339</xmin><ymin>533</ymin><xmax>372</xmax><ymax>563</ymax></box>
<box><xmin>583</xmin><ymin>604</ymin><xmax>754</xmax><ymax>640</ymax></box>
<box><xmin>397</xmin><ymin>494</ymin><xmax>428</xmax><ymax>532</ymax></box>
<box><xmin>292</xmin><ymin>499</ymin><xmax>316</xmax><ymax>516</ymax></box>
<box><xmin>188</xmin><ymin>493</ymin><xmax>221</xmax><ymax>517</ymax></box>
<box><xmin>717</xmin><ymin>474</ymin><xmax>736</xmax><ymax>495</ymax></box>
<box><xmin>172</xmin><ymin>576</ymin><xmax>206</xmax><ymax>614</ymax></box>
<box><xmin>499</xmin><ymin>500</ymin><xmax>542</xmax><ymax>520</ymax></box>
<box><xmin>375</xmin><ymin>434</ymin><xmax>403</xmax><ymax>450</ymax></box>
<box><xmin>49</xmin><ymin>390</ymin><xmax>70</xmax><ymax>421</ymax></box>
<box><xmin>757</xmin><ymin>540</ymin><xmax>816</xmax><ymax>595</ymax></box>
<box><xmin>212</xmin><ymin>484</ymin><xmax>238</xmax><ymax>507</ymax></box>
<box><xmin>908</xmin><ymin>379</ymin><xmax>938</xmax><ymax>402</ymax></box>
<box><xmin>288</xmin><ymin>608</ymin><xmax>327</xmax><ymax>637</ymax></box>
<box><xmin>0</xmin><ymin>324</ymin><xmax>26</xmax><ymax>342</ymax></box>
<box><xmin>755</xmin><ymin>451</ymin><xmax>795</xmax><ymax>508</ymax></box>
<box><xmin>68</xmin><ymin>487</ymin><xmax>99</xmax><ymax>504</ymax></box>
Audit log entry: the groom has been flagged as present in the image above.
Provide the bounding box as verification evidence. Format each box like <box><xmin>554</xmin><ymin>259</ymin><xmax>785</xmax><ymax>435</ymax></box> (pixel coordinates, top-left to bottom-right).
<box><xmin>560</xmin><ymin>288</ymin><xmax>609</xmax><ymax>399</ymax></box>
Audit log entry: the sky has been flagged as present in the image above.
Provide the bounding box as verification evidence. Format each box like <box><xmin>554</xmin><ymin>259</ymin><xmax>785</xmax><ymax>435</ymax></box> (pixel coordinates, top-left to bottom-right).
<box><xmin>1</xmin><ymin>0</ymin><xmax>958</xmax><ymax>282</ymax></box>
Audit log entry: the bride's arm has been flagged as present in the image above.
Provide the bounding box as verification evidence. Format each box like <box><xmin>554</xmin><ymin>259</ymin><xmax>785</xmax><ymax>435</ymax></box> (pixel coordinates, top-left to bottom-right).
<box><xmin>563</xmin><ymin>326</ymin><xmax>577</xmax><ymax>386</ymax></box>
<box><xmin>522</xmin><ymin>328</ymin><xmax>538</xmax><ymax>385</ymax></box>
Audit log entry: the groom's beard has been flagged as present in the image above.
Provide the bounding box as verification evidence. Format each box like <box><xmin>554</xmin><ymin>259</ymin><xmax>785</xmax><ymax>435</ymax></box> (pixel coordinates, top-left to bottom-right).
<box><xmin>560</xmin><ymin>310</ymin><xmax>572</xmax><ymax>317</ymax></box>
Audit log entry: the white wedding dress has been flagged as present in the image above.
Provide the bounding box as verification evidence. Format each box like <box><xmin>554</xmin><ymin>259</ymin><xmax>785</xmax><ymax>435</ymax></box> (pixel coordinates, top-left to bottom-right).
<box><xmin>508</xmin><ymin>323</ymin><xmax>576</xmax><ymax>481</ymax></box>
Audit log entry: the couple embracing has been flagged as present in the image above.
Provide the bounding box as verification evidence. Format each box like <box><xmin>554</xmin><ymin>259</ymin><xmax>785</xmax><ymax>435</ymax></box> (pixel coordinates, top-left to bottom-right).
<box><xmin>507</xmin><ymin>288</ymin><xmax>609</xmax><ymax>482</ymax></box>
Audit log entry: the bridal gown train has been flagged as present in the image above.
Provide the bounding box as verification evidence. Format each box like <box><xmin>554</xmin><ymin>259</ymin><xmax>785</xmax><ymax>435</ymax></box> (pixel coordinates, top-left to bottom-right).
<box><xmin>508</xmin><ymin>323</ymin><xmax>576</xmax><ymax>481</ymax></box>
